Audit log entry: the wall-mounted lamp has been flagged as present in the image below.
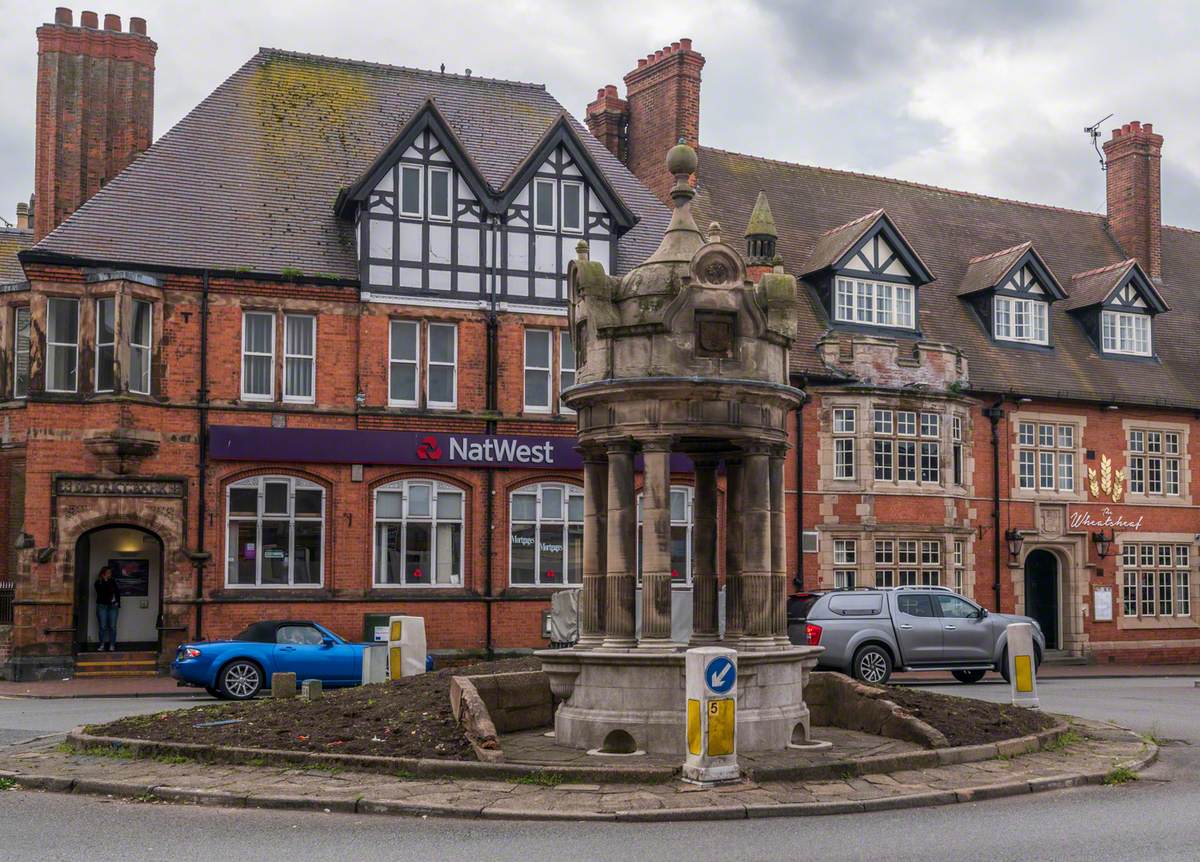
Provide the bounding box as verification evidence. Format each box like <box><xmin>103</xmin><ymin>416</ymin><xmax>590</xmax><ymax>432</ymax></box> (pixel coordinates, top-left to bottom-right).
<box><xmin>1005</xmin><ymin>528</ymin><xmax>1024</xmax><ymax>563</ymax></box>
<box><xmin>1016</xmin><ymin>396</ymin><xmax>1033</xmax><ymax>404</ymax></box>
<box><xmin>1092</xmin><ymin>529</ymin><xmax>1115</xmax><ymax>559</ymax></box>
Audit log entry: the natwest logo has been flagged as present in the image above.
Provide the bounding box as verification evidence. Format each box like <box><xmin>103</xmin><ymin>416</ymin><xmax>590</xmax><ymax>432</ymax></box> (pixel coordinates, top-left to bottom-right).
<box><xmin>416</xmin><ymin>436</ymin><xmax>442</xmax><ymax>460</ymax></box>
<box><xmin>449</xmin><ymin>436</ymin><xmax>555</xmax><ymax>465</ymax></box>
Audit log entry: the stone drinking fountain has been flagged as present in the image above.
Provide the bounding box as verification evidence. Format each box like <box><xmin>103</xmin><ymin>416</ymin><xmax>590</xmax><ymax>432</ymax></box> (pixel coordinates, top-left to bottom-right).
<box><xmin>537</xmin><ymin>143</ymin><xmax>822</xmax><ymax>755</ymax></box>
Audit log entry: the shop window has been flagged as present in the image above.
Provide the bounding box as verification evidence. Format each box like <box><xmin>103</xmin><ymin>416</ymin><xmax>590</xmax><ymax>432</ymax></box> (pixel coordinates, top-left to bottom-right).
<box><xmin>225</xmin><ymin>476</ymin><xmax>324</xmax><ymax>587</ymax></box>
<box><xmin>510</xmin><ymin>482</ymin><xmax>583</xmax><ymax>587</ymax></box>
<box><xmin>635</xmin><ymin>486</ymin><xmax>694</xmax><ymax>584</ymax></box>
<box><xmin>374</xmin><ymin>479</ymin><xmax>464</xmax><ymax>587</ymax></box>
<box><xmin>1121</xmin><ymin>543</ymin><xmax>1190</xmax><ymax>618</ymax></box>
<box><xmin>46</xmin><ymin>297</ymin><xmax>79</xmax><ymax>393</ymax></box>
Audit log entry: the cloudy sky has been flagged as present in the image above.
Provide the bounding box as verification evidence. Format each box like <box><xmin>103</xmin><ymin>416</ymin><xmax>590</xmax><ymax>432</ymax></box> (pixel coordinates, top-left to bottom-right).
<box><xmin>2</xmin><ymin>0</ymin><xmax>1198</xmax><ymax>229</ymax></box>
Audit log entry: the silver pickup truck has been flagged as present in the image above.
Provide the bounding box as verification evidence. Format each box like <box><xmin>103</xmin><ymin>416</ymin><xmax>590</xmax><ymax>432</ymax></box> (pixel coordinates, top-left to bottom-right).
<box><xmin>789</xmin><ymin>586</ymin><xmax>1044</xmax><ymax>685</ymax></box>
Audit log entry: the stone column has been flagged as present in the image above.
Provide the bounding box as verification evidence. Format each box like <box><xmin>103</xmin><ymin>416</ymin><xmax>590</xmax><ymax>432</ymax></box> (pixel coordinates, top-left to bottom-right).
<box><xmin>723</xmin><ymin>456</ymin><xmax>745</xmax><ymax>643</ymax></box>
<box><xmin>576</xmin><ymin>451</ymin><xmax>608</xmax><ymax>649</ymax></box>
<box><xmin>769</xmin><ymin>447</ymin><xmax>789</xmax><ymax>646</ymax></box>
<box><xmin>690</xmin><ymin>456</ymin><xmax>720</xmax><ymax>644</ymax></box>
<box><xmin>740</xmin><ymin>445</ymin><xmax>774</xmax><ymax>648</ymax></box>
<box><xmin>602</xmin><ymin>441</ymin><xmax>638</xmax><ymax>649</ymax></box>
<box><xmin>639</xmin><ymin>438</ymin><xmax>674</xmax><ymax>648</ymax></box>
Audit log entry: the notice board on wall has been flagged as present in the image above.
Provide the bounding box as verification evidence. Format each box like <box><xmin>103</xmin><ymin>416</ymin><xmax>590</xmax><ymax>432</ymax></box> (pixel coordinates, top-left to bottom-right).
<box><xmin>1093</xmin><ymin>586</ymin><xmax>1113</xmax><ymax>622</ymax></box>
<box><xmin>110</xmin><ymin>559</ymin><xmax>150</xmax><ymax>598</ymax></box>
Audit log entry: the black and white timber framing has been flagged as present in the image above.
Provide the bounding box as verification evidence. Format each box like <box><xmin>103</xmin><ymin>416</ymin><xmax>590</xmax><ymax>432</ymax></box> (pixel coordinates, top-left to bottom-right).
<box><xmin>339</xmin><ymin>103</ymin><xmax>637</xmax><ymax>310</ymax></box>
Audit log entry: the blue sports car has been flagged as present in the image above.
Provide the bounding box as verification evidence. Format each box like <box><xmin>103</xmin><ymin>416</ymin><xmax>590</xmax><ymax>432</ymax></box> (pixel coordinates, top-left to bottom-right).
<box><xmin>171</xmin><ymin>620</ymin><xmax>370</xmax><ymax>700</ymax></box>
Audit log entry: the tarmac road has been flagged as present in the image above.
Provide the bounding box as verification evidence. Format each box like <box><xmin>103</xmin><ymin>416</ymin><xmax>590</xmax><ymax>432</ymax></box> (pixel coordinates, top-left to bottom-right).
<box><xmin>1</xmin><ymin>677</ymin><xmax>1197</xmax><ymax>862</ymax></box>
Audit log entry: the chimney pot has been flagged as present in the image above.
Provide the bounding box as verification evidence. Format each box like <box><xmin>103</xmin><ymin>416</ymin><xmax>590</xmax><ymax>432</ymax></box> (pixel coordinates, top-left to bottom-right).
<box><xmin>54</xmin><ymin>7</ymin><xmax>72</xmax><ymax>25</ymax></box>
<box><xmin>638</xmin><ymin>58</ymin><xmax>647</xmax><ymax>67</ymax></box>
<box><xmin>1143</xmin><ymin>122</ymin><xmax>1153</xmax><ymax>134</ymax></box>
<box><xmin>680</xmin><ymin>37</ymin><xmax>692</xmax><ymax>50</ymax></box>
<box><xmin>103</xmin><ymin>13</ymin><xmax>120</xmax><ymax>31</ymax></box>
<box><xmin>129</xmin><ymin>16</ymin><xmax>146</xmax><ymax>35</ymax></box>
<box><xmin>671</xmin><ymin>41</ymin><xmax>680</xmax><ymax>50</ymax></box>
<box><xmin>80</xmin><ymin>10</ymin><xmax>98</xmax><ymax>27</ymax></box>
<box><xmin>605</xmin><ymin>83</ymin><xmax>617</xmax><ymax>96</ymax></box>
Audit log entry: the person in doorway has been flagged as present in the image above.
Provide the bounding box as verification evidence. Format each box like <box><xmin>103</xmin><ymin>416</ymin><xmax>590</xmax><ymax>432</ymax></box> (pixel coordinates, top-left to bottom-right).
<box><xmin>94</xmin><ymin>566</ymin><xmax>121</xmax><ymax>652</ymax></box>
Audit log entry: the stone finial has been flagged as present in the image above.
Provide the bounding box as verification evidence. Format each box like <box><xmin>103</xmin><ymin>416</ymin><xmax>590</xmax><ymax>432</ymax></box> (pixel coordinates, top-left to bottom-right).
<box><xmin>576</xmin><ymin>239</ymin><xmax>590</xmax><ymax>262</ymax></box>
<box><xmin>745</xmin><ymin>191</ymin><xmax>777</xmax><ymax>238</ymax></box>
<box><xmin>745</xmin><ymin>191</ymin><xmax>778</xmax><ymax>266</ymax></box>
<box><xmin>707</xmin><ymin>221</ymin><xmax>721</xmax><ymax>243</ymax></box>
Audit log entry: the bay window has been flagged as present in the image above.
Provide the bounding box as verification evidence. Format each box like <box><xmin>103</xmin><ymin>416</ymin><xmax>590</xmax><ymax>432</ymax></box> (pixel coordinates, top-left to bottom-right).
<box><xmin>226</xmin><ymin>476</ymin><xmax>323</xmax><ymax>587</ymax></box>
<box><xmin>12</xmin><ymin>306</ymin><xmax>29</xmax><ymax>399</ymax></box>
<box><xmin>46</xmin><ymin>297</ymin><xmax>79</xmax><ymax>393</ymax></box>
<box><xmin>374</xmin><ymin>480</ymin><xmax>464</xmax><ymax>586</ymax></box>
<box><xmin>510</xmin><ymin>483</ymin><xmax>583</xmax><ymax>587</ymax></box>
<box><xmin>95</xmin><ymin>297</ymin><xmax>116</xmax><ymax>392</ymax></box>
<box><xmin>129</xmin><ymin>299</ymin><xmax>152</xmax><ymax>395</ymax></box>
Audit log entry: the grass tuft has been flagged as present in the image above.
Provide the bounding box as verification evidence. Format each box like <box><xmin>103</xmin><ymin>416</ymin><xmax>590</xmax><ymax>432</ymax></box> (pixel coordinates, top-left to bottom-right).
<box><xmin>509</xmin><ymin>771</ymin><xmax>565</xmax><ymax>787</ymax></box>
<box><xmin>0</xmin><ymin>778</ymin><xmax>17</xmax><ymax>791</ymax></box>
<box><xmin>1043</xmin><ymin>730</ymin><xmax>1083</xmax><ymax>752</ymax></box>
<box><xmin>1102</xmin><ymin>765</ymin><xmax>1139</xmax><ymax>786</ymax></box>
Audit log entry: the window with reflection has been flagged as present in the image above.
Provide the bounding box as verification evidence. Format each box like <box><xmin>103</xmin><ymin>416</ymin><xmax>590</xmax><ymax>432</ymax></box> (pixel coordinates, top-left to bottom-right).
<box><xmin>226</xmin><ymin>476</ymin><xmax>324</xmax><ymax>587</ymax></box>
<box><xmin>510</xmin><ymin>483</ymin><xmax>583</xmax><ymax>587</ymax></box>
<box><xmin>374</xmin><ymin>480</ymin><xmax>464</xmax><ymax>586</ymax></box>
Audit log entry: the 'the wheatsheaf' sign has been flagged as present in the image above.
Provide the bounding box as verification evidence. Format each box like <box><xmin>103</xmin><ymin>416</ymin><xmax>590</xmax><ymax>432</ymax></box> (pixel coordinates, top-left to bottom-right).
<box><xmin>1068</xmin><ymin>506</ymin><xmax>1145</xmax><ymax>532</ymax></box>
<box><xmin>54</xmin><ymin>477</ymin><xmax>186</xmax><ymax>498</ymax></box>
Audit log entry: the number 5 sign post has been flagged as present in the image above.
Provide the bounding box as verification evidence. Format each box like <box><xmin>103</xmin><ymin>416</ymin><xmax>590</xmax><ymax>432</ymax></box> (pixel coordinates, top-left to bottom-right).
<box><xmin>683</xmin><ymin>646</ymin><xmax>739</xmax><ymax>784</ymax></box>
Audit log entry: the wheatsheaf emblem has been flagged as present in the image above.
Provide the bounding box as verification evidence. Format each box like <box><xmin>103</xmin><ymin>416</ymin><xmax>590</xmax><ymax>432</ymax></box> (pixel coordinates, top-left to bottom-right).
<box><xmin>1087</xmin><ymin>454</ymin><xmax>1125</xmax><ymax>503</ymax></box>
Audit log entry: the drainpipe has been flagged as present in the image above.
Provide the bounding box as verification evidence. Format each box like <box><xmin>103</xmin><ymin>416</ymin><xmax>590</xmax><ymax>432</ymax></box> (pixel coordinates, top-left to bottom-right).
<box><xmin>482</xmin><ymin>215</ymin><xmax>501</xmax><ymax>659</ymax></box>
<box><xmin>793</xmin><ymin>402</ymin><xmax>804</xmax><ymax>589</ymax></box>
<box><xmin>195</xmin><ymin>270</ymin><xmax>211</xmax><ymax>639</ymax></box>
<box><xmin>983</xmin><ymin>398</ymin><xmax>1005</xmax><ymax>611</ymax></box>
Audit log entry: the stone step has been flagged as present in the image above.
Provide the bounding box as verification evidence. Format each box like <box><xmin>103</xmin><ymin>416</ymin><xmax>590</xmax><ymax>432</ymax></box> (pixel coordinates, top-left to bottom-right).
<box><xmin>74</xmin><ymin>670</ymin><xmax>159</xmax><ymax>678</ymax></box>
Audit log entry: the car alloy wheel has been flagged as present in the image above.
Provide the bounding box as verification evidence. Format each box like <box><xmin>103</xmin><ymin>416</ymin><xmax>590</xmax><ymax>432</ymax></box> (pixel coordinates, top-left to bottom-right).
<box><xmin>221</xmin><ymin>662</ymin><xmax>261</xmax><ymax>699</ymax></box>
<box><xmin>857</xmin><ymin>650</ymin><xmax>889</xmax><ymax>683</ymax></box>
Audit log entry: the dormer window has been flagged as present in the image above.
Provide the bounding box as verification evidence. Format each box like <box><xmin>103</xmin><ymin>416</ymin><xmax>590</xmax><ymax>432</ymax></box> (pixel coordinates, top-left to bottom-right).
<box><xmin>958</xmin><ymin>244</ymin><xmax>1064</xmax><ymax>347</ymax></box>
<box><xmin>1063</xmin><ymin>259</ymin><xmax>1167</xmax><ymax>360</ymax></box>
<box><xmin>994</xmin><ymin>295</ymin><xmax>1048</xmax><ymax>344</ymax></box>
<box><xmin>1101</xmin><ymin>310</ymin><xmax>1151</xmax><ymax>356</ymax></box>
<box><xmin>800</xmin><ymin>210</ymin><xmax>934</xmax><ymax>334</ymax></box>
<box><xmin>834</xmin><ymin>278</ymin><xmax>914</xmax><ymax>328</ymax></box>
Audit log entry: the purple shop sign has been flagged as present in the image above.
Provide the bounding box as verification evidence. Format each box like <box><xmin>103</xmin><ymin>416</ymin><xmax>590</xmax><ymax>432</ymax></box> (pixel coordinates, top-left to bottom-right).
<box><xmin>208</xmin><ymin>425</ymin><xmax>696</xmax><ymax>472</ymax></box>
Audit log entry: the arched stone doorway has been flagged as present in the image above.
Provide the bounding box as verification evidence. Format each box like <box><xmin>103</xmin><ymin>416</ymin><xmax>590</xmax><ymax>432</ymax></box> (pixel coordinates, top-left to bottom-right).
<box><xmin>73</xmin><ymin>524</ymin><xmax>164</xmax><ymax>651</ymax></box>
<box><xmin>1023</xmin><ymin>549</ymin><xmax>1059</xmax><ymax>650</ymax></box>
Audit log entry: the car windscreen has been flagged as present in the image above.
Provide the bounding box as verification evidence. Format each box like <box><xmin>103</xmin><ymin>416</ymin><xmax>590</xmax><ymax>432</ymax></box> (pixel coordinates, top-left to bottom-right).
<box><xmin>828</xmin><ymin>594</ymin><xmax>884</xmax><ymax>616</ymax></box>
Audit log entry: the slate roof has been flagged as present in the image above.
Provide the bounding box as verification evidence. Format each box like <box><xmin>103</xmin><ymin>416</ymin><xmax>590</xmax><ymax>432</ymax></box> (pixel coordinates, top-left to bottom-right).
<box><xmin>1060</xmin><ymin>259</ymin><xmax>1168</xmax><ymax>312</ymax></box>
<box><xmin>0</xmin><ymin>228</ymin><xmax>32</xmax><ymax>286</ymax></box>
<box><xmin>30</xmin><ymin>49</ymin><xmax>668</xmax><ymax>279</ymax></box>
<box><xmin>957</xmin><ymin>242</ymin><xmax>1032</xmax><ymax>298</ymax></box>
<box><xmin>692</xmin><ymin>146</ymin><xmax>1200</xmax><ymax>409</ymax></box>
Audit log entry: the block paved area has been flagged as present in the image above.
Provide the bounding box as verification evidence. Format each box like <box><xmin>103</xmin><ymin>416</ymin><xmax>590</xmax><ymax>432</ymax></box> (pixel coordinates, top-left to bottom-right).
<box><xmin>502</xmin><ymin>725</ymin><xmax>919</xmax><ymax>768</ymax></box>
<box><xmin>0</xmin><ymin>717</ymin><xmax>1152</xmax><ymax>821</ymax></box>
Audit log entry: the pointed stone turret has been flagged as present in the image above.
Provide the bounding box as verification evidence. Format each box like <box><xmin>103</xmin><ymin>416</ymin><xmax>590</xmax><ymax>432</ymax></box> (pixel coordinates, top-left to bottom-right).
<box><xmin>745</xmin><ymin>191</ymin><xmax>777</xmax><ymax>265</ymax></box>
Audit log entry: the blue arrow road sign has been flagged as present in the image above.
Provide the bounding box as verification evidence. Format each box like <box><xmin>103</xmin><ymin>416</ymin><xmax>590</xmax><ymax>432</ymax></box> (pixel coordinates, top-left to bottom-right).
<box><xmin>705</xmin><ymin>656</ymin><xmax>736</xmax><ymax>695</ymax></box>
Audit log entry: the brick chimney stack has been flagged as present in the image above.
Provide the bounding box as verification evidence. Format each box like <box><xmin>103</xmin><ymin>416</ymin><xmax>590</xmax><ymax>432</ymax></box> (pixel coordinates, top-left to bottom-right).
<box><xmin>1103</xmin><ymin>121</ymin><xmax>1163</xmax><ymax>280</ymax></box>
<box><xmin>586</xmin><ymin>39</ymin><xmax>705</xmax><ymax>205</ymax></box>
<box><xmin>33</xmin><ymin>7</ymin><xmax>157</xmax><ymax>242</ymax></box>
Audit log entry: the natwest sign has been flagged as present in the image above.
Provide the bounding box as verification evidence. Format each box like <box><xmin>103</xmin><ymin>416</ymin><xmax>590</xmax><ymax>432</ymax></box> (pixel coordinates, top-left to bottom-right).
<box><xmin>418</xmin><ymin>434</ymin><xmax>559</xmax><ymax>467</ymax></box>
<box><xmin>210</xmin><ymin>425</ymin><xmax>695</xmax><ymax>472</ymax></box>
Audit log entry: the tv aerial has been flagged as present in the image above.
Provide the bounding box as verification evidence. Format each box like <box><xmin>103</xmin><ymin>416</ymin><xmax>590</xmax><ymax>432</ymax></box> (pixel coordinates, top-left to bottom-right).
<box><xmin>1085</xmin><ymin>113</ymin><xmax>1113</xmax><ymax>171</ymax></box>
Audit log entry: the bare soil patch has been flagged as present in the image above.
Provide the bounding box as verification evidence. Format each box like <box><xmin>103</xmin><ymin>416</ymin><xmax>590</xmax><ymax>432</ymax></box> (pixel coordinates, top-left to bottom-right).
<box><xmin>90</xmin><ymin>659</ymin><xmax>1051</xmax><ymax>760</ymax></box>
<box><xmin>882</xmin><ymin>684</ymin><xmax>1055</xmax><ymax>746</ymax></box>
<box><xmin>91</xmin><ymin>657</ymin><xmax>540</xmax><ymax>760</ymax></box>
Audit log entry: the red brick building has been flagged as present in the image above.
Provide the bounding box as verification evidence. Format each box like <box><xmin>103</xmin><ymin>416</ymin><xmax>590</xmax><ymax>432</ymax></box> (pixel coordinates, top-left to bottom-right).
<box><xmin>2</xmin><ymin>15</ymin><xmax>1198</xmax><ymax>679</ymax></box>
<box><xmin>587</xmin><ymin>42</ymin><xmax>1200</xmax><ymax>667</ymax></box>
